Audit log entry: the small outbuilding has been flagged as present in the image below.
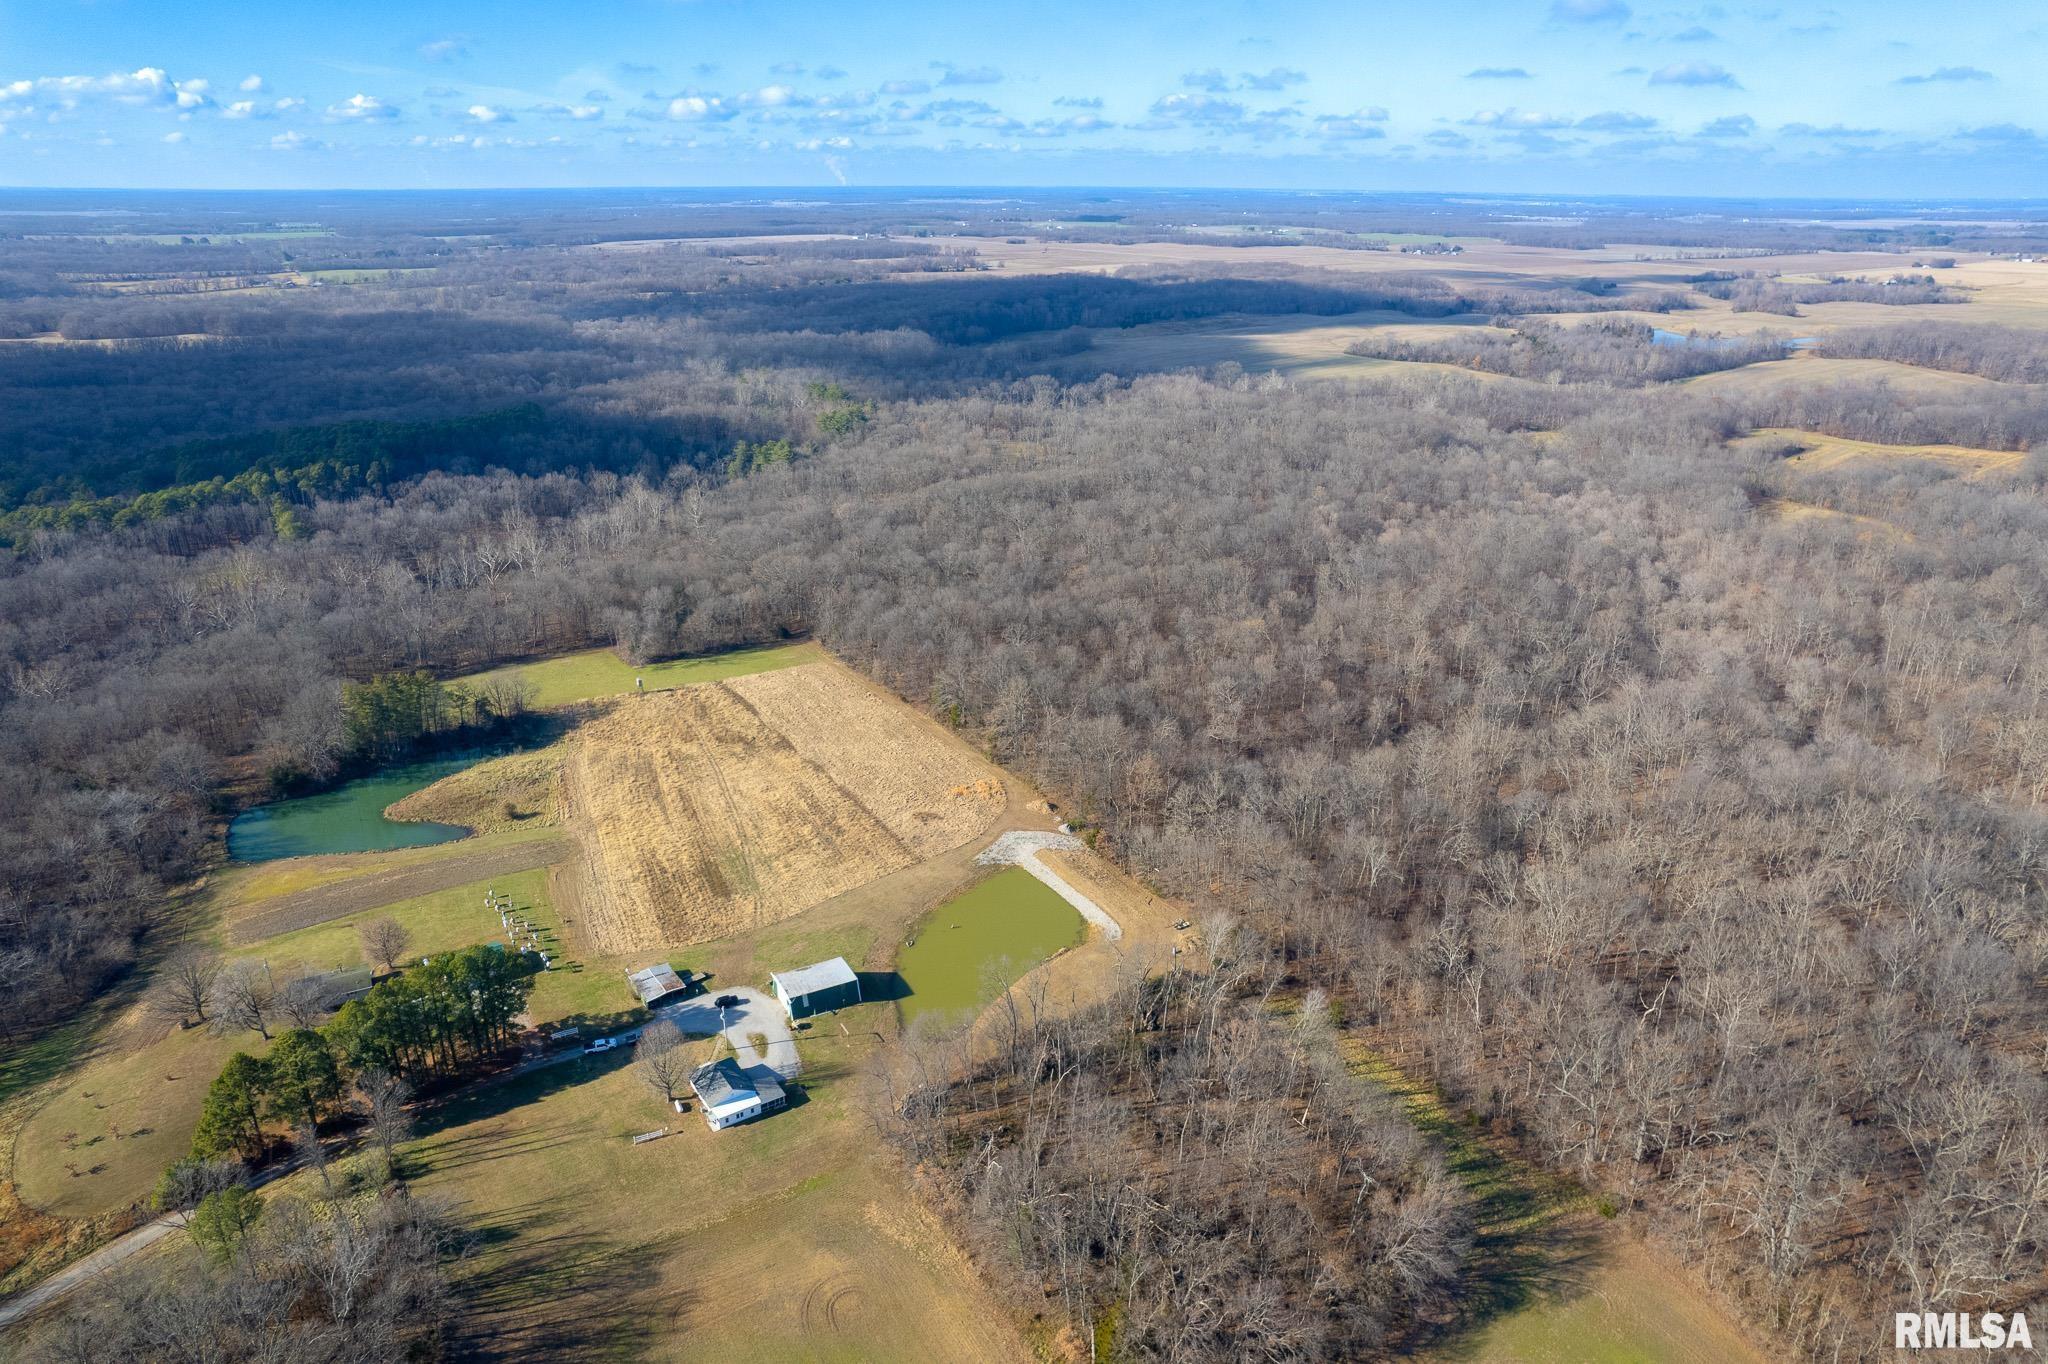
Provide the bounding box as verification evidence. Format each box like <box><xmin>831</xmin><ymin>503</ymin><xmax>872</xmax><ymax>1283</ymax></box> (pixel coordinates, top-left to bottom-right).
<box><xmin>769</xmin><ymin>957</ymin><xmax>861</xmax><ymax>1021</ymax></box>
<box><xmin>626</xmin><ymin>963</ymin><xmax>693</xmax><ymax>1008</ymax></box>
<box><xmin>689</xmin><ymin>1058</ymin><xmax>790</xmax><ymax>1131</ymax></box>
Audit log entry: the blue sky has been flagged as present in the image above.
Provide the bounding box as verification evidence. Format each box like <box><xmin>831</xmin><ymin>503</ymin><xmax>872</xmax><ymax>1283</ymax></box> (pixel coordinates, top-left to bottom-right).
<box><xmin>1</xmin><ymin>0</ymin><xmax>2042</xmax><ymax>195</ymax></box>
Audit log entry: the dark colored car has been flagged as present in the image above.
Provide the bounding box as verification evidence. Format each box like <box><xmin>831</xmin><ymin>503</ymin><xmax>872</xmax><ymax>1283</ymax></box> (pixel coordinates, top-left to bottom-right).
<box><xmin>714</xmin><ymin>994</ymin><xmax>742</xmax><ymax>1009</ymax></box>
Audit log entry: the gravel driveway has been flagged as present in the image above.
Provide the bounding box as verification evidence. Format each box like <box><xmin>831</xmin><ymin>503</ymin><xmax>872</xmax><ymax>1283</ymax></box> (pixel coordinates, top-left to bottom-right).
<box><xmin>658</xmin><ymin>986</ymin><xmax>800</xmax><ymax>1078</ymax></box>
<box><xmin>976</xmin><ymin>831</ymin><xmax>1123</xmax><ymax>941</ymax></box>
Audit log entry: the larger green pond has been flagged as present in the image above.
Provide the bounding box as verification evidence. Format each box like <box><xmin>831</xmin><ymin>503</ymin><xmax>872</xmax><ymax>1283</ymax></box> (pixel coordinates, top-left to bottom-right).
<box><xmin>226</xmin><ymin>754</ymin><xmax>480</xmax><ymax>862</ymax></box>
<box><xmin>897</xmin><ymin>867</ymin><xmax>1086</xmax><ymax>1026</ymax></box>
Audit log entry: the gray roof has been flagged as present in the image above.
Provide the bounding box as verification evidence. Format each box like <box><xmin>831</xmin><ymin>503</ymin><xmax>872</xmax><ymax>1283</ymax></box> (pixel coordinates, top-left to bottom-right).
<box><xmin>690</xmin><ymin>1058</ymin><xmax>755</xmax><ymax>1108</ymax></box>
<box><xmin>627</xmin><ymin>963</ymin><xmax>688</xmax><ymax>1006</ymax></box>
<box><xmin>744</xmin><ymin>1066</ymin><xmax>786</xmax><ymax>1108</ymax></box>
<box><xmin>770</xmin><ymin>956</ymin><xmax>858</xmax><ymax>1000</ymax></box>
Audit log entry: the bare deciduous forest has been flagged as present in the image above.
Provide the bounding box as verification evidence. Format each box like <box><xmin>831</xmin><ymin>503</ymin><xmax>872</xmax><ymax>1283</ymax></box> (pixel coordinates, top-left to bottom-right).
<box><xmin>4</xmin><ymin>190</ymin><xmax>2047</xmax><ymax>1360</ymax></box>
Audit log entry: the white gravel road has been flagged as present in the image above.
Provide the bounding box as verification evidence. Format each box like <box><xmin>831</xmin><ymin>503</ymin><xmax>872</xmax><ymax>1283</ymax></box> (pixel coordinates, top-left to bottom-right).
<box><xmin>976</xmin><ymin>831</ymin><xmax>1123</xmax><ymax>941</ymax></box>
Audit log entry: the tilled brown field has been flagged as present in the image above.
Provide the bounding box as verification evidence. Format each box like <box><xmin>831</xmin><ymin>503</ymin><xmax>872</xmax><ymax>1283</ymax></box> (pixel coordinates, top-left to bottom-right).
<box><xmin>563</xmin><ymin>661</ymin><xmax>1005</xmax><ymax>953</ymax></box>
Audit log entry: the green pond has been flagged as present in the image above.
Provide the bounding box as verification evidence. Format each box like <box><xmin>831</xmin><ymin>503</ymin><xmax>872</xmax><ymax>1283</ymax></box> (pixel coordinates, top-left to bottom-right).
<box><xmin>897</xmin><ymin>867</ymin><xmax>1086</xmax><ymax>1026</ymax></box>
<box><xmin>226</xmin><ymin>754</ymin><xmax>481</xmax><ymax>862</ymax></box>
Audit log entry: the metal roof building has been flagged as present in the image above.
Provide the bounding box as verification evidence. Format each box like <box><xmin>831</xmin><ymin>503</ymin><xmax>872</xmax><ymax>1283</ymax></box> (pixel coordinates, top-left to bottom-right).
<box><xmin>769</xmin><ymin>956</ymin><xmax>861</xmax><ymax>1021</ymax></box>
<box><xmin>626</xmin><ymin>963</ymin><xmax>691</xmax><ymax>1008</ymax></box>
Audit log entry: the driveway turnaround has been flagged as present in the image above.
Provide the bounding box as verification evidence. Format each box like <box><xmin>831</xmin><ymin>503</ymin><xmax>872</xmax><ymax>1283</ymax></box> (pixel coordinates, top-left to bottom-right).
<box><xmin>659</xmin><ymin>986</ymin><xmax>800</xmax><ymax>1078</ymax></box>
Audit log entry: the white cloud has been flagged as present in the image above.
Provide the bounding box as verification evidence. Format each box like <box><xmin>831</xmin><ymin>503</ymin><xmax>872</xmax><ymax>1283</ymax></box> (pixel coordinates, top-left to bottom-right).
<box><xmin>931</xmin><ymin>62</ymin><xmax>1002</xmax><ymax>86</ymax></box>
<box><xmin>326</xmin><ymin>93</ymin><xmax>399</xmax><ymax>121</ymax></box>
<box><xmin>1465</xmin><ymin>108</ymin><xmax>1574</xmax><ymax>129</ymax></box>
<box><xmin>0</xmin><ymin>67</ymin><xmax>214</xmax><ymax>116</ymax></box>
<box><xmin>161</xmin><ymin>130</ymin><xmax>187</xmax><ymax>144</ymax></box>
<box><xmin>666</xmin><ymin>95</ymin><xmax>731</xmax><ymax>121</ymax></box>
<box><xmin>1649</xmin><ymin>61</ymin><xmax>1740</xmax><ymax>88</ymax></box>
<box><xmin>467</xmin><ymin>104</ymin><xmax>511</xmax><ymax>124</ymax></box>
<box><xmin>269</xmin><ymin>129</ymin><xmax>319</xmax><ymax>150</ymax></box>
<box><xmin>1895</xmin><ymin>66</ymin><xmax>1993</xmax><ymax>85</ymax></box>
<box><xmin>1697</xmin><ymin>114</ymin><xmax>1756</xmax><ymax>137</ymax></box>
<box><xmin>239</xmin><ymin>75</ymin><xmax>265</xmax><ymax>93</ymax></box>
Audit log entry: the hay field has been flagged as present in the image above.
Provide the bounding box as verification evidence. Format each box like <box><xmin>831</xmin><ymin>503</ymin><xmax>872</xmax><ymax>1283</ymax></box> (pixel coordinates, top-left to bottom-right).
<box><xmin>1680</xmin><ymin>350</ymin><xmax>2004</xmax><ymax>397</ymax></box>
<box><xmin>450</xmin><ymin>641</ymin><xmax>814</xmax><ymax>711</ymax></box>
<box><xmin>1070</xmin><ymin>311</ymin><xmax>1512</xmax><ymax>380</ymax></box>
<box><xmin>561</xmin><ymin>660</ymin><xmax>1006</xmax><ymax>954</ymax></box>
<box><xmin>1739</xmin><ymin>428</ymin><xmax>2025</xmax><ymax>479</ymax></box>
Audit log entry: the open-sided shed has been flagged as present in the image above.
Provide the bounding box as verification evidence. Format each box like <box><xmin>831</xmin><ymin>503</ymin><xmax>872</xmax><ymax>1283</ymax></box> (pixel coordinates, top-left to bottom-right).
<box><xmin>626</xmin><ymin>963</ymin><xmax>692</xmax><ymax>1008</ymax></box>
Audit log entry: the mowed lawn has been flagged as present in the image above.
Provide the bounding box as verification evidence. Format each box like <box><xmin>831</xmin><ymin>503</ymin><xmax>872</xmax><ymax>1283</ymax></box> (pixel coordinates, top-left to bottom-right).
<box><xmin>406</xmin><ymin>1026</ymin><xmax>1030</xmax><ymax>1363</ymax></box>
<box><xmin>18</xmin><ymin>866</ymin><xmax>640</xmax><ymax>1221</ymax></box>
<box><xmin>452</xmin><ymin>641</ymin><xmax>815</xmax><ymax>710</ymax></box>
<box><xmin>228</xmin><ymin>866</ymin><xmax>638</xmax><ymax>1030</ymax></box>
<box><xmin>16</xmin><ymin>1022</ymin><xmax>268</xmax><ymax>1219</ymax></box>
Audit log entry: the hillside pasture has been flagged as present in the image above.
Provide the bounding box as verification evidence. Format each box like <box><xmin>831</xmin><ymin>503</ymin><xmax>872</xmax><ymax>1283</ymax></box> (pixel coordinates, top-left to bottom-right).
<box><xmin>450</xmin><ymin>641</ymin><xmax>814</xmax><ymax>711</ymax></box>
<box><xmin>1739</xmin><ymin>427</ymin><xmax>2026</xmax><ymax>479</ymax></box>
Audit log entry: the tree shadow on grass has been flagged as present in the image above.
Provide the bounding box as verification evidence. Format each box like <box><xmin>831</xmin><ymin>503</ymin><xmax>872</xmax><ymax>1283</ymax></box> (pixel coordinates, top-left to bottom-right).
<box><xmin>415</xmin><ymin>1049</ymin><xmax>637</xmax><ymax>1141</ymax></box>
<box><xmin>1348</xmin><ymin>1052</ymin><xmax>1608</xmax><ymax>1359</ymax></box>
<box><xmin>408</xmin><ymin>1120</ymin><xmax>583</xmax><ymax>1176</ymax></box>
<box><xmin>448</xmin><ymin>1194</ymin><xmax>675</xmax><ymax>1363</ymax></box>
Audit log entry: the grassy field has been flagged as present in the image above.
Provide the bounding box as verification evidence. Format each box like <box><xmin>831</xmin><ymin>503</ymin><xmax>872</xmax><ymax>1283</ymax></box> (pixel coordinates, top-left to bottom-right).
<box><xmin>1071</xmin><ymin>311</ymin><xmax>1510</xmax><ymax>382</ymax></box>
<box><xmin>16</xmin><ymin>862</ymin><xmax>639</xmax><ymax>1222</ymax></box>
<box><xmin>15</xmin><ymin>1022</ymin><xmax>268</xmax><ymax>1220</ymax></box>
<box><xmin>451</xmin><ymin>642</ymin><xmax>815</xmax><ymax>710</ymax></box>
<box><xmin>1682</xmin><ymin>351</ymin><xmax>2007</xmax><ymax>397</ymax></box>
<box><xmin>1737</xmin><ymin>427</ymin><xmax>2025</xmax><ymax>478</ymax></box>
<box><xmin>405</xmin><ymin>1035</ymin><xmax>1031</xmax><ymax>1362</ymax></box>
<box><xmin>207</xmin><ymin>825</ymin><xmax>560</xmax><ymax>912</ymax></box>
<box><xmin>1338</xmin><ymin>1041</ymin><xmax>1764</xmax><ymax>1364</ymax></box>
<box><xmin>896</xmin><ymin>868</ymin><xmax>1085</xmax><ymax>1026</ymax></box>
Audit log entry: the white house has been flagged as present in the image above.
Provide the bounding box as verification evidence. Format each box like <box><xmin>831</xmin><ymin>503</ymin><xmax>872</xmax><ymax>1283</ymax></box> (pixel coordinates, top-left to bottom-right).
<box><xmin>688</xmin><ymin>1058</ymin><xmax>788</xmax><ymax>1131</ymax></box>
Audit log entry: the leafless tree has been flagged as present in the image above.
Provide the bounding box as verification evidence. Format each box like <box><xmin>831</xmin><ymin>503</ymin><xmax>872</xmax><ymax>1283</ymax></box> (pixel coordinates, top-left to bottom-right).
<box><xmin>147</xmin><ymin>947</ymin><xmax>222</xmax><ymax>1029</ymax></box>
<box><xmin>358</xmin><ymin>918</ymin><xmax>411</xmax><ymax>976</ymax></box>
<box><xmin>207</xmin><ymin>961</ymin><xmax>279</xmax><ymax>1040</ymax></box>
<box><xmin>635</xmin><ymin>1019</ymin><xmax>691</xmax><ymax>1106</ymax></box>
<box><xmin>356</xmin><ymin>1067</ymin><xmax>414</xmax><ymax>1172</ymax></box>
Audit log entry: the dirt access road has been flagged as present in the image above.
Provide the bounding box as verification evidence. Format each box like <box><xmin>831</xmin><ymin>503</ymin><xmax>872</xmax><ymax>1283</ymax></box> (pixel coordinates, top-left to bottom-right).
<box><xmin>225</xmin><ymin>835</ymin><xmax>567</xmax><ymax>944</ymax></box>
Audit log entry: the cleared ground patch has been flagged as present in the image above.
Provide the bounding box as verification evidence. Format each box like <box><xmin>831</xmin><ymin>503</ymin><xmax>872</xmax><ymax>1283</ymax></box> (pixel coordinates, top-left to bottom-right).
<box><xmin>1680</xmin><ymin>350</ymin><xmax>2007</xmax><ymax>397</ymax></box>
<box><xmin>561</xmin><ymin>659</ymin><xmax>1006</xmax><ymax>955</ymax></box>
<box><xmin>451</xmin><ymin>641</ymin><xmax>814</xmax><ymax>710</ymax></box>
<box><xmin>896</xmin><ymin>867</ymin><xmax>1085</xmax><ymax>1026</ymax></box>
